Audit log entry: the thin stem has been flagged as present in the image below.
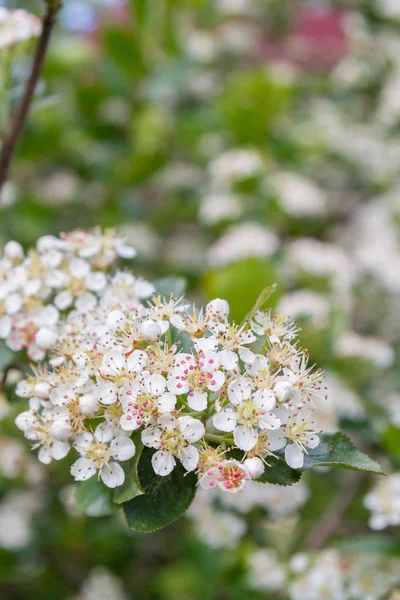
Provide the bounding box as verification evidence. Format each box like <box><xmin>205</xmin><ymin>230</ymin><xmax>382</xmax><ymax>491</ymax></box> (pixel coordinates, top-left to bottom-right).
<box><xmin>0</xmin><ymin>1</ymin><xmax>61</xmax><ymax>190</ymax></box>
<box><xmin>204</xmin><ymin>433</ymin><xmax>232</xmax><ymax>445</ymax></box>
<box><xmin>303</xmin><ymin>471</ymin><xmax>364</xmax><ymax>551</ymax></box>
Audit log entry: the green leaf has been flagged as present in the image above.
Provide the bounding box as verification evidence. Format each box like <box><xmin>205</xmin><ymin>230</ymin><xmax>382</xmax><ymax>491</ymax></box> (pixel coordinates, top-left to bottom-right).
<box><xmin>258</xmin><ymin>455</ymin><xmax>301</xmax><ymax>487</ymax></box>
<box><xmin>257</xmin><ymin>433</ymin><xmax>383</xmax><ymax>487</ymax></box>
<box><xmin>76</xmin><ymin>478</ymin><xmax>118</xmax><ymax>517</ymax></box>
<box><xmin>153</xmin><ymin>276</ymin><xmax>187</xmax><ymax>297</ymax></box>
<box><xmin>123</xmin><ymin>448</ymin><xmax>197</xmax><ymax>532</ymax></box>
<box><xmin>302</xmin><ymin>433</ymin><xmax>384</xmax><ymax>475</ymax></box>
<box><xmin>243</xmin><ymin>283</ymin><xmax>277</xmax><ymax>324</ymax></box>
<box><xmin>382</xmin><ymin>426</ymin><xmax>400</xmax><ymax>459</ymax></box>
<box><xmin>203</xmin><ymin>258</ymin><xmax>279</xmax><ymax>322</ymax></box>
<box><xmin>113</xmin><ymin>435</ymin><xmax>144</xmax><ymax>504</ymax></box>
<box><xmin>0</xmin><ymin>346</ymin><xmax>14</xmax><ymax>371</ymax></box>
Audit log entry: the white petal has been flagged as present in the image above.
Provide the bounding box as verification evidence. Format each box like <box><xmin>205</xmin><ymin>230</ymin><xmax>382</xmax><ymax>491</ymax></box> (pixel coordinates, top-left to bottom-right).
<box><xmin>93</xmin><ymin>382</ymin><xmax>117</xmax><ymax>405</ymax></box>
<box><xmin>100</xmin><ymin>349</ymin><xmax>126</xmax><ymax>377</ymax></box>
<box><xmin>50</xmin><ymin>385</ymin><xmax>74</xmax><ymax>406</ymax></box>
<box><xmin>35</xmin><ymin>327</ymin><xmax>58</xmax><ymax>349</ymax></box>
<box><xmin>126</xmin><ymin>349</ymin><xmax>148</xmax><ymax>373</ymax></box>
<box><xmin>187</xmin><ymin>390</ymin><xmax>207</xmax><ymax>411</ymax></box>
<box><xmin>94</xmin><ymin>422</ymin><xmax>115</xmax><ymax>443</ymax></box>
<box><xmin>219</xmin><ymin>349</ymin><xmax>239</xmax><ymax>370</ymax></box>
<box><xmin>51</xmin><ymin>441</ymin><xmax>70</xmax><ymax>460</ymax></box>
<box><xmin>234</xmin><ymin>426</ymin><xmax>258</xmax><ymax>451</ymax></box>
<box><xmin>107</xmin><ymin>310</ymin><xmax>127</xmax><ymax>332</ymax></box>
<box><xmin>152</xmin><ymin>450</ymin><xmax>176</xmax><ymax>476</ymax></box>
<box><xmin>70</xmin><ymin>258</ymin><xmax>90</xmax><ymax>278</ymax></box>
<box><xmin>141</xmin><ymin>427</ymin><xmax>161</xmax><ymax>448</ymax></box>
<box><xmin>259</xmin><ymin>412</ymin><xmax>281</xmax><ymax>430</ymax></box>
<box><xmin>285</xmin><ymin>444</ymin><xmax>304</xmax><ymax>469</ymax></box>
<box><xmin>179</xmin><ymin>445</ymin><xmax>199</xmax><ymax>472</ymax></box>
<box><xmin>86</xmin><ymin>271</ymin><xmax>107</xmax><ymax>292</ymax></box>
<box><xmin>109</xmin><ymin>437</ymin><xmax>136</xmax><ymax>461</ymax></box>
<box><xmin>71</xmin><ymin>458</ymin><xmax>96</xmax><ymax>481</ymax></box>
<box><xmin>54</xmin><ymin>290</ymin><xmax>73</xmax><ymax>310</ymax></box>
<box><xmin>120</xmin><ymin>413</ymin><xmax>141</xmax><ymax>431</ymax></box>
<box><xmin>101</xmin><ymin>462</ymin><xmax>125</xmax><ymax>488</ymax></box>
<box><xmin>178</xmin><ymin>416</ymin><xmax>205</xmax><ymax>442</ymax></box>
<box><xmin>38</xmin><ymin>447</ymin><xmax>53</xmax><ymax>464</ymax></box>
<box><xmin>228</xmin><ymin>379</ymin><xmax>252</xmax><ymax>405</ymax></box>
<box><xmin>202</xmin><ymin>350</ymin><xmax>221</xmax><ymax>373</ymax></box>
<box><xmin>244</xmin><ymin>457</ymin><xmax>265</xmax><ymax>479</ymax></box>
<box><xmin>116</xmin><ymin>242</ymin><xmax>136</xmax><ymax>259</ymax></box>
<box><xmin>167</xmin><ymin>374</ymin><xmax>190</xmax><ymax>395</ymax></box>
<box><xmin>307</xmin><ymin>434</ymin><xmax>320</xmax><ymax>449</ymax></box>
<box><xmin>157</xmin><ymin>392</ymin><xmax>177</xmax><ymax>413</ymax></box>
<box><xmin>253</xmin><ymin>388</ymin><xmax>275</xmax><ymax>411</ymax></box>
<box><xmin>207</xmin><ymin>370</ymin><xmax>225</xmax><ymax>392</ymax></box>
<box><xmin>79</xmin><ymin>393</ymin><xmax>98</xmax><ymax>415</ymax></box>
<box><xmin>266</xmin><ymin>428</ymin><xmax>287</xmax><ymax>451</ymax></box>
<box><xmin>238</xmin><ymin>347</ymin><xmax>255</xmax><ymax>364</ymax></box>
<box><xmin>75</xmin><ymin>292</ymin><xmax>97</xmax><ymax>313</ymax></box>
<box><xmin>213</xmin><ymin>409</ymin><xmax>237</xmax><ymax>433</ymax></box>
<box><xmin>144</xmin><ymin>374</ymin><xmax>166</xmax><ymax>396</ymax></box>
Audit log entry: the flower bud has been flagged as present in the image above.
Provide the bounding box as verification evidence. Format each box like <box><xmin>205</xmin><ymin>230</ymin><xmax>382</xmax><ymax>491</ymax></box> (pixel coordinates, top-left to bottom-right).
<box><xmin>107</xmin><ymin>310</ymin><xmax>127</xmax><ymax>332</ymax></box>
<box><xmin>35</xmin><ymin>327</ymin><xmax>58</xmax><ymax>349</ymax></box>
<box><xmin>244</xmin><ymin>457</ymin><xmax>265</xmax><ymax>479</ymax></box>
<box><xmin>206</xmin><ymin>298</ymin><xmax>230</xmax><ymax>319</ymax></box>
<box><xmin>4</xmin><ymin>240</ymin><xmax>23</xmax><ymax>262</ymax></box>
<box><xmin>141</xmin><ymin>319</ymin><xmax>162</xmax><ymax>341</ymax></box>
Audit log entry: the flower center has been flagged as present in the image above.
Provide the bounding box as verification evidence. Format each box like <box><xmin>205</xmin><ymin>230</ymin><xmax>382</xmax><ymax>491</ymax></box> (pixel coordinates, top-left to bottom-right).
<box><xmin>87</xmin><ymin>442</ymin><xmax>110</xmax><ymax>469</ymax></box>
<box><xmin>217</xmin><ymin>464</ymin><xmax>246</xmax><ymax>491</ymax></box>
<box><xmin>160</xmin><ymin>430</ymin><xmax>186</xmax><ymax>455</ymax></box>
<box><xmin>124</xmin><ymin>392</ymin><xmax>156</xmax><ymax>427</ymax></box>
<box><xmin>236</xmin><ymin>399</ymin><xmax>261</xmax><ymax>427</ymax></box>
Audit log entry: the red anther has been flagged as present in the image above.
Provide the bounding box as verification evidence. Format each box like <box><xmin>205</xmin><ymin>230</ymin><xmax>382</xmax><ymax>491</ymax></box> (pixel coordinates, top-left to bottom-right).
<box><xmin>210</xmin><ymin>380</ymin><xmax>216</xmax><ymax>386</ymax></box>
<box><xmin>209</xmin><ymin>481</ymin><xmax>215</xmax><ymax>487</ymax></box>
<box><xmin>207</xmin><ymin>470</ymin><xmax>213</xmax><ymax>476</ymax></box>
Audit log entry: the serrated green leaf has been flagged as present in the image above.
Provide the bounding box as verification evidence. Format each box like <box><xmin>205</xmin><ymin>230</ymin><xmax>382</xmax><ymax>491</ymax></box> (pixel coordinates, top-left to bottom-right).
<box><xmin>258</xmin><ymin>454</ymin><xmax>301</xmax><ymax>486</ymax></box>
<box><xmin>257</xmin><ymin>433</ymin><xmax>383</xmax><ymax>487</ymax></box>
<box><xmin>123</xmin><ymin>448</ymin><xmax>197</xmax><ymax>532</ymax></box>
<box><xmin>113</xmin><ymin>435</ymin><xmax>144</xmax><ymax>504</ymax></box>
<box><xmin>302</xmin><ymin>433</ymin><xmax>384</xmax><ymax>475</ymax></box>
<box><xmin>153</xmin><ymin>277</ymin><xmax>187</xmax><ymax>297</ymax></box>
<box><xmin>243</xmin><ymin>283</ymin><xmax>277</xmax><ymax>324</ymax></box>
<box><xmin>76</xmin><ymin>477</ymin><xmax>118</xmax><ymax>517</ymax></box>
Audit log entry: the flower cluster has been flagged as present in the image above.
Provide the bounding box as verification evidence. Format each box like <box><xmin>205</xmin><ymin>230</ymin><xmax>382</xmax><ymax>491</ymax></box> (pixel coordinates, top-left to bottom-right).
<box><xmin>0</xmin><ymin>229</ymin><xmax>142</xmax><ymax>360</ymax></box>
<box><xmin>0</xmin><ymin>8</ymin><xmax>41</xmax><ymax>50</ymax></box>
<box><xmin>11</xmin><ymin>231</ymin><xmax>325</xmax><ymax>491</ymax></box>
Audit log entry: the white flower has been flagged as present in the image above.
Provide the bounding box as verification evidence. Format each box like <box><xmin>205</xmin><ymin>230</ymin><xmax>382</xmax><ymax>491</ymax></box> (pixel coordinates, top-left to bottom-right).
<box><xmin>94</xmin><ymin>348</ymin><xmax>148</xmax><ymax>404</ymax></box>
<box><xmin>213</xmin><ymin>378</ymin><xmax>280</xmax><ymax>451</ymax></box>
<box><xmin>119</xmin><ymin>374</ymin><xmax>175</xmax><ymax>431</ymax></box>
<box><xmin>364</xmin><ymin>474</ymin><xmax>400</xmax><ymax>530</ymax></box>
<box><xmin>199</xmin><ymin>459</ymin><xmax>249</xmax><ymax>493</ymax></box>
<box><xmin>71</xmin><ymin>424</ymin><xmax>135</xmax><ymax>488</ymax></box>
<box><xmin>167</xmin><ymin>351</ymin><xmax>225</xmax><ymax>411</ymax></box>
<box><xmin>141</xmin><ymin>414</ymin><xmax>205</xmax><ymax>475</ymax></box>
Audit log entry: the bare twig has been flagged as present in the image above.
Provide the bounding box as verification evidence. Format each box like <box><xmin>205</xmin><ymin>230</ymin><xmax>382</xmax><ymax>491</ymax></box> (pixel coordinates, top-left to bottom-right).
<box><xmin>303</xmin><ymin>471</ymin><xmax>365</xmax><ymax>551</ymax></box>
<box><xmin>0</xmin><ymin>1</ymin><xmax>61</xmax><ymax>190</ymax></box>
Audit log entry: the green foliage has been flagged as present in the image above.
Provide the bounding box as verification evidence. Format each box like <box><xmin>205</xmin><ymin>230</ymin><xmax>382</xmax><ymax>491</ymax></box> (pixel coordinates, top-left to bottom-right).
<box><xmin>113</xmin><ymin>434</ymin><xmax>144</xmax><ymax>504</ymax></box>
<box><xmin>302</xmin><ymin>433</ymin><xmax>384</xmax><ymax>475</ymax></box>
<box><xmin>123</xmin><ymin>448</ymin><xmax>197</xmax><ymax>532</ymax></box>
<box><xmin>153</xmin><ymin>276</ymin><xmax>187</xmax><ymax>297</ymax></box>
<box><xmin>217</xmin><ymin>68</ymin><xmax>293</xmax><ymax>144</ymax></box>
<box><xmin>76</xmin><ymin>477</ymin><xmax>119</xmax><ymax>517</ymax></box>
<box><xmin>203</xmin><ymin>259</ymin><xmax>280</xmax><ymax>322</ymax></box>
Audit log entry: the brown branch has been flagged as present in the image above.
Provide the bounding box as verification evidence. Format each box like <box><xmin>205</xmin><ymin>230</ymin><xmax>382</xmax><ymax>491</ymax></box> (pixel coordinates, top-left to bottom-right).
<box><xmin>0</xmin><ymin>1</ymin><xmax>61</xmax><ymax>190</ymax></box>
<box><xmin>303</xmin><ymin>471</ymin><xmax>365</xmax><ymax>551</ymax></box>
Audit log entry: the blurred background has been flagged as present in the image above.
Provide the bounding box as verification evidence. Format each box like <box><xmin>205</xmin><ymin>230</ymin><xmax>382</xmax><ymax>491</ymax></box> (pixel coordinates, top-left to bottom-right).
<box><xmin>1</xmin><ymin>0</ymin><xmax>400</xmax><ymax>598</ymax></box>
